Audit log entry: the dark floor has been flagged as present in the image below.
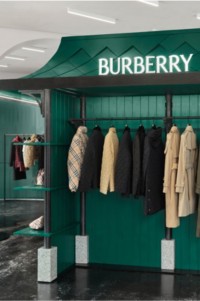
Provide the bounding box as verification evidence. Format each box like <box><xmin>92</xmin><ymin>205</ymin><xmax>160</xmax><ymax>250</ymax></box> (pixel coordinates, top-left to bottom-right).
<box><xmin>1</xmin><ymin>200</ymin><xmax>200</xmax><ymax>300</ymax></box>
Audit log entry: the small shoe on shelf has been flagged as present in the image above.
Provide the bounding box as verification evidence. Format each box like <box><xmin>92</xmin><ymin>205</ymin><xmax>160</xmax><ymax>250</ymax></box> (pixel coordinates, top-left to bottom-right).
<box><xmin>29</xmin><ymin>216</ymin><xmax>44</xmax><ymax>230</ymax></box>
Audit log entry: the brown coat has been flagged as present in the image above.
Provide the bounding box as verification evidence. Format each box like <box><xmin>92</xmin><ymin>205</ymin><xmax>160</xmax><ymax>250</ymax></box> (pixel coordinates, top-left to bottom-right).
<box><xmin>176</xmin><ymin>125</ymin><xmax>197</xmax><ymax>217</ymax></box>
<box><xmin>163</xmin><ymin>125</ymin><xmax>180</xmax><ymax>228</ymax></box>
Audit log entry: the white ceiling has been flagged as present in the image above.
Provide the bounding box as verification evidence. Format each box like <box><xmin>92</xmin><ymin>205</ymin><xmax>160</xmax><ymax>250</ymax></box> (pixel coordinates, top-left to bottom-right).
<box><xmin>0</xmin><ymin>0</ymin><xmax>200</xmax><ymax>79</ymax></box>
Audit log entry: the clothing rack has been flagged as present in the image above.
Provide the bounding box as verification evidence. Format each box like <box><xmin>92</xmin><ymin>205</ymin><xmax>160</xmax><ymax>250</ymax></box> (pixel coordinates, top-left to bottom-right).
<box><xmin>70</xmin><ymin>116</ymin><xmax>200</xmax><ymax>130</ymax></box>
<box><xmin>3</xmin><ymin>133</ymin><xmax>36</xmax><ymax>202</ymax></box>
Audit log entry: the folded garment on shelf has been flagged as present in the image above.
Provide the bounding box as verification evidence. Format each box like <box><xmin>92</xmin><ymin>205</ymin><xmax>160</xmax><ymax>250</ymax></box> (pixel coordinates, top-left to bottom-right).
<box><xmin>29</xmin><ymin>216</ymin><xmax>44</xmax><ymax>230</ymax></box>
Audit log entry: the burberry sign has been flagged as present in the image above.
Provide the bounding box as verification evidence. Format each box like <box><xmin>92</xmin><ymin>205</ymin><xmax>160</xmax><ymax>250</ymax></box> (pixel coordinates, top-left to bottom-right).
<box><xmin>98</xmin><ymin>54</ymin><xmax>194</xmax><ymax>75</ymax></box>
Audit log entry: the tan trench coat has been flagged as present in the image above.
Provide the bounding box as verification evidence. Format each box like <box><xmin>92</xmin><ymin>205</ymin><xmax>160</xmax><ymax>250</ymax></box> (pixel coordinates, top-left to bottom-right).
<box><xmin>100</xmin><ymin>127</ymin><xmax>119</xmax><ymax>194</ymax></box>
<box><xmin>176</xmin><ymin>125</ymin><xmax>197</xmax><ymax>217</ymax></box>
<box><xmin>163</xmin><ymin>125</ymin><xmax>180</xmax><ymax>228</ymax></box>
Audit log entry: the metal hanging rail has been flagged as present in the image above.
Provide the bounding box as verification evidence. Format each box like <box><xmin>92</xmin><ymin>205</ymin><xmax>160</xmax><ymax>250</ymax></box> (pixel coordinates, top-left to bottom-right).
<box><xmin>80</xmin><ymin>96</ymin><xmax>87</xmax><ymax>237</ymax></box>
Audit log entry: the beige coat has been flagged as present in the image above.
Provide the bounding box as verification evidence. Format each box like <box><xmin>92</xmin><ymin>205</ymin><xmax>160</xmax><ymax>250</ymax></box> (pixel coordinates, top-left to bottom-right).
<box><xmin>100</xmin><ymin>127</ymin><xmax>119</xmax><ymax>194</ymax></box>
<box><xmin>163</xmin><ymin>125</ymin><xmax>180</xmax><ymax>228</ymax></box>
<box><xmin>176</xmin><ymin>125</ymin><xmax>197</xmax><ymax>217</ymax></box>
<box><xmin>23</xmin><ymin>134</ymin><xmax>38</xmax><ymax>168</ymax></box>
<box><xmin>195</xmin><ymin>147</ymin><xmax>200</xmax><ymax>237</ymax></box>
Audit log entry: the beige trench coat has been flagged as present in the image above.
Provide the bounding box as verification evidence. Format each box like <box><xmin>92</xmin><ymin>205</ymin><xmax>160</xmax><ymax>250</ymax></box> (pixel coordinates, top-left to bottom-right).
<box><xmin>100</xmin><ymin>127</ymin><xmax>119</xmax><ymax>194</ymax></box>
<box><xmin>176</xmin><ymin>125</ymin><xmax>197</xmax><ymax>217</ymax></box>
<box><xmin>163</xmin><ymin>125</ymin><xmax>180</xmax><ymax>228</ymax></box>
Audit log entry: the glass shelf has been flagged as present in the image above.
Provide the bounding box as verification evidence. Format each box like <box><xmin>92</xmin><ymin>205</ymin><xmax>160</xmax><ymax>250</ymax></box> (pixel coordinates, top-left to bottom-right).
<box><xmin>13</xmin><ymin>227</ymin><xmax>52</xmax><ymax>237</ymax></box>
<box><xmin>13</xmin><ymin>142</ymin><xmax>69</xmax><ymax>146</ymax></box>
<box><xmin>14</xmin><ymin>185</ymin><xmax>67</xmax><ymax>191</ymax></box>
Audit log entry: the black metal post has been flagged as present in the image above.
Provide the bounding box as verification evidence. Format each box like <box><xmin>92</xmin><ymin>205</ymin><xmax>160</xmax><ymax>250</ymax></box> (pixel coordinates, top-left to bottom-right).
<box><xmin>44</xmin><ymin>89</ymin><xmax>51</xmax><ymax>248</ymax></box>
<box><xmin>80</xmin><ymin>96</ymin><xmax>86</xmax><ymax>236</ymax></box>
<box><xmin>165</xmin><ymin>93</ymin><xmax>173</xmax><ymax>240</ymax></box>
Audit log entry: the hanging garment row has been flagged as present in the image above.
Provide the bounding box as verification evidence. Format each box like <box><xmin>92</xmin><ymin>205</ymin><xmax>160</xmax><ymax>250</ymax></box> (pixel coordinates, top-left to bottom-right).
<box><xmin>163</xmin><ymin>125</ymin><xmax>199</xmax><ymax>232</ymax></box>
<box><xmin>10</xmin><ymin>134</ymin><xmax>44</xmax><ymax>184</ymax></box>
<box><xmin>67</xmin><ymin>125</ymin><xmax>165</xmax><ymax>216</ymax></box>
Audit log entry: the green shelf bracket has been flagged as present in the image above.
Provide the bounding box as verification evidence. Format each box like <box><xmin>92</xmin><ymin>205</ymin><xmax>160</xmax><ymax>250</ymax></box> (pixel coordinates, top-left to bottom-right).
<box><xmin>13</xmin><ymin>186</ymin><xmax>67</xmax><ymax>191</ymax></box>
<box><xmin>13</xmin><ymin>227</ymin><xmax>52</xmax><ymax>237</ymax></box>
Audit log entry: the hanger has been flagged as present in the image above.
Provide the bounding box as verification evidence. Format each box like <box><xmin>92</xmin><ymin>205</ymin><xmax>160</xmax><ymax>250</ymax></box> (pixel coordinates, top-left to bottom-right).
<box><xmin>152</xmin><ymin>123</ymin><xmax>157</xmax><ymax>129</ymax></box>
<box><xmin>94</xmin><ymin>124</ymin><xmax>101</xmax><ymax>130</ymax></box>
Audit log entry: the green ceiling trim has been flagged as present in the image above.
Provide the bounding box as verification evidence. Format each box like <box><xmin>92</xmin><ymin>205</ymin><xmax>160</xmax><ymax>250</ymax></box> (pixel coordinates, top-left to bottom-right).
<box><xmin>28</xmin><ymin>28</ymin><xmax>200</xmax><ymax>79</ymax></box>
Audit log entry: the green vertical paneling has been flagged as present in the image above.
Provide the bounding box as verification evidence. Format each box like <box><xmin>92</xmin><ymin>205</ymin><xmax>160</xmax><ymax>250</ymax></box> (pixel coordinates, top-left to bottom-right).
<box><xmin>0</xmin><ymin>99</ymin><xmax>44</xmax><ymax>200</ymax></box>
<box><xmin>86</xmin><ymin>95</ymin><xmax>165</xmax><ymax>268</ymax></box>
<box><xmin>50</xmin><ymin>90</ymin><xmax>80</xmax><ymax>273</ymax></box>
<box><xmin>172</xmin><ymin>94</ymin><xmax>200</xmax><ymax>271</ymax></box>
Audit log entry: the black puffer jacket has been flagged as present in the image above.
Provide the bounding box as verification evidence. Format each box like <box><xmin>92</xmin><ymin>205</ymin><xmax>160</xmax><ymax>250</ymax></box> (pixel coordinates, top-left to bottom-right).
<box><xmin>79</xmin><ymin>126</ymin><xmax>104</xmax><ymax>192</ymax></box>
<box><xmin>143</xmin><ymin>127</ymin><xmax>165</xmax><ymax>215</ymax></box>
<box><xmin>132</xmin><ymin>125</ymin><xmax>146</xmax><ymax>197</ymax></box>
<box><xmin>115</xmin><ymin>126</ymin><xmax>132</xmax><ymax>196</ymax></box>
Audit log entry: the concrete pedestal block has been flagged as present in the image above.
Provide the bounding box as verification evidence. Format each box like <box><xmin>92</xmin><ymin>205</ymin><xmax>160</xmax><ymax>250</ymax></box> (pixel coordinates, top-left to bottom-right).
<box><xmin>75</xmin><ymin>235</ymin><xmax>89</xmax><ymax>264</ymax></box>
<box><xmin>37</xmin><ymin>246</ymin><xmax>57</xmax><ymax>282</ymax></box>
<box><xmin>161</xmin><ymin>239</ymin><xmax>175</xmax><ymax>271</ymax></box>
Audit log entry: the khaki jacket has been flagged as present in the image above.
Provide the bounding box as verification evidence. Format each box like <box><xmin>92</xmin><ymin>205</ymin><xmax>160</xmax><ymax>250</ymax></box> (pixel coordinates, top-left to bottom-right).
<box><xmin>176</xmin><ymin>125</ymin><xmax>197</xmax><ymax>217</ymax></box>
<box><xmin>100</xmin><ymin>127</ymin><xmax>119</xmax><ymax>194</ymax></box>
<box><xmin>163</xmin><ymin>125</ymin><xmax>180</xmax><ymax>228</ymax></box>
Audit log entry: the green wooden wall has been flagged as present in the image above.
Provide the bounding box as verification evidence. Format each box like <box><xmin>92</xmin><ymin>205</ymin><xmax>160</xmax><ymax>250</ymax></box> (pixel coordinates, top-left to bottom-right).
<box><xmin>85</xmin><ymin>95</ymin><xmax>165</xmax><ymax>268</ymax></box>
<box><xmin>0</xmin><ymin>97</ymin><xmax>44</xmax><ymax>200</ymax></box>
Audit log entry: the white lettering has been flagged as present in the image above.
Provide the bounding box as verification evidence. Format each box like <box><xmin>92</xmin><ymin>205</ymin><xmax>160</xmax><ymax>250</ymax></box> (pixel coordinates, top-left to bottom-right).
<box><xmin>134</xmin><ymin>57</ymin><xmax>145</xmax><ymax>74</ymax></box>
<box><xmin>156</xmin><ymin>56</ymin><xmax>168</xmax><ymax>73</ymax></box>
<box><xmin>169</xmin><ymin>55</ymin><xmax>181</xmax><ymax>72</ymax></box>
<box><xmin>99</xmin><ymin>58</ymin><xmax>109</xmax><ymax>75</ymax></box>
<box><xmin>110</xmin><ymin>58</ymin><xmax>120</xmax><ymax>75</ymax></box>
<box><xmin>180</xmin><ymin>54</ymin><xmax>193</xmax><ymax>72</ymax></box>
<box><xmin>145</xmin><ymin>56</ymin><xmax>155</xmax><ymax>74</ymax></box>
<box><xmin>98</xmin><ymin>53</ymin><xmax>193</xmax><ymax>75</ymax></box>
<box><xmin>121</xmin><ymin>57</ymin><xmax>133</xmax><ymax>74</ymax></box>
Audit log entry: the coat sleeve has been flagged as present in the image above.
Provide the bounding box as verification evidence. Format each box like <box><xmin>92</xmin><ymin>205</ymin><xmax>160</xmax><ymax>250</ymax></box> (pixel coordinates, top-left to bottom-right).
<box><xmin>176</xmin><ymin>134</ymin><xmax>185</xmax><ymax>193</ymax></box>
<box><xmin>79</xmin><ymin>139</ymin><xmax>94</xmax><ymax>192</ymax></box>
<box><xmin>10</xmin><ymin>143</ymin><xmax>15</xmax><ymax>167</ymax></box>
<box><xmin>132</xmin><ymin>134</ymin><xmax>140</xmax><ymax>196</ymax></box>
<box><xmin>100</xmin><ymin>135</ymin><xmax>113</xmax><ymax>195</ymax></box>
<box><xmin>67</xmin><ymin>134</ymin><xmax>82</xmax><ymax>192</ymax></box>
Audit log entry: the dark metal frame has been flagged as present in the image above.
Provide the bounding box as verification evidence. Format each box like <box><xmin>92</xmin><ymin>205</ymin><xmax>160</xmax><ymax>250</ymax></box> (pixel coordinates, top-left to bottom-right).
<box><xmin>1</xmin><ymin>72</ymin><xmax>200</xmax><ymax>95</ymax></box>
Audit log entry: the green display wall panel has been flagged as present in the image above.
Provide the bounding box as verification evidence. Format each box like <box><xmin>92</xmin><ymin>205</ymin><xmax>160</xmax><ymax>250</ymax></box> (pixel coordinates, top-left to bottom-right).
<box><xmin>50</xmin><ymin>90</ymin><xmax>80</xmax><ymax>273</ymax></box>
<box><xmin>0</xmin><ymin>99</ymin><xmax>44</xmax><ymax>200</ymax></box>
<box><xmin>85</xmin><ymin>95</ymin><xmax>165</xmax><ymax>268</ymax></box>
<box><xmin>87</xmin><ymin>191</ymin><xmax>165</xmax><ymax>268</ymax></box>
<box><xmin>171</xmin><ymin>94</ymin><xmax>200</xmax><ymax>271</ymax></box>
<box><xmin>29</xmin><ymin>28</ymin><xmax>200</xmax><ymax>78</ymax></box>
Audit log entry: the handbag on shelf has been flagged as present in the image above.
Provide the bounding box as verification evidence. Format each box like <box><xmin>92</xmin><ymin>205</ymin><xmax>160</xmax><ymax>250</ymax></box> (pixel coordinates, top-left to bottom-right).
<box><xmin>35</xmin><ymin>168</ymin><xmax>44</xmax><ymax>186</ymax></box>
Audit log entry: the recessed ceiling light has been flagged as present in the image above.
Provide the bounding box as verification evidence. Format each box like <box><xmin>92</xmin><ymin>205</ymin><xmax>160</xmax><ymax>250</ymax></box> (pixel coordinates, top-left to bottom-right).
<box><xmin>22</xmin><ymin>47</ymin><xmax>45</xmax><ymax>53</ymax></box>
<box><xmin>67</xmin><ymin>8</ymin><xmax>116</xmax><ymax>24</ymax></box>
<box><xmin>137</xmin><ymin>0</ymin><xmax>159</xmax><ymax>7</ymax></box>
<box><xmin>197</xmin><ymin>14</ymin><xmax>200</xmax><ymax>20</ymax></box>
<box><xmin>5</xmin><ymin>56</ymin><xmax>25</xmax><ymax>61</ymax></box>
<box><xmin>0</xmin><ymin>64</ymin><xmax>8</xmax><ymax>68</ymax></box>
